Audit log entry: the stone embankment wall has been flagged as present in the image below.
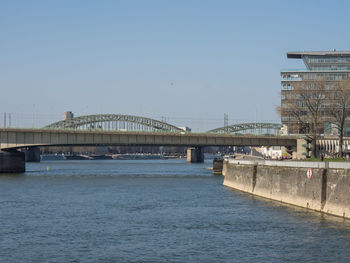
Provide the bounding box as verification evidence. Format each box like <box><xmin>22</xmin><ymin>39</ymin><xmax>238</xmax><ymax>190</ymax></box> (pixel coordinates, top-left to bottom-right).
<box><xmin>223</xmin><ymin>159</ymin><xmax>350</xmax><ymax>218</ymax></box>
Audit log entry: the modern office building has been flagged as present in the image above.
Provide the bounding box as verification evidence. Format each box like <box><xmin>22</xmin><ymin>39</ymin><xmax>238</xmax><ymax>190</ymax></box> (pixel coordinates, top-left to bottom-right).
<box><xmin>280</xmin><ymin>50</ymin><xmax>350</xmax><ymax>135</ymax></box>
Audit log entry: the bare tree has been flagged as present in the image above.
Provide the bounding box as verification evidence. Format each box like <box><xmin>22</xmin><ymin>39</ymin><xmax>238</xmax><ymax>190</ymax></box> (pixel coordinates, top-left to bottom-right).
<box><xmin>326</xmin><ymin>79</ymin><xmax>350</xmax><ymax>157</ymax></box>
<box><xmin>280</xmin><ymin>78</ymin><xmax>327</xmax><ymax>158</ymax></box>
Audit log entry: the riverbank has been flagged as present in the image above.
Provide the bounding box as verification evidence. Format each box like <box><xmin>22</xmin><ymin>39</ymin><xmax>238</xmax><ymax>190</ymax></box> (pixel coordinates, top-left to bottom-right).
<box><xmin>223</xmin><ymin>159</ymin><xmax>350</xmax><ymax>219</ymax></box>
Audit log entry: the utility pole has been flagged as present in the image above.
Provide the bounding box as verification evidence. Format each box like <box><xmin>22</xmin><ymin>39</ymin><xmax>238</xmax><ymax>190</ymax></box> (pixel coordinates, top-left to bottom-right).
<box><xmin>32</xmin><ymin>104</ymin><xmax>35</xmax><ymax>128</ymax></box>
<box><xmin>224</xmin><ymin>113</ymin><xmax>228</xmax><ymax>133</ymax></box>
<box><xmin>4</xmin><ymin>112</ymin><xmax>6</xmax><ymax>128</ymax></box>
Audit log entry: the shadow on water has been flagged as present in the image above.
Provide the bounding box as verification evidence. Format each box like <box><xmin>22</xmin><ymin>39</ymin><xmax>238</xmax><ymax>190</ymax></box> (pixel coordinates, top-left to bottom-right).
<box><xmin>0</xmin><ymin>173</ymin><xmax>26</xmax><ymax>179</ymax></box>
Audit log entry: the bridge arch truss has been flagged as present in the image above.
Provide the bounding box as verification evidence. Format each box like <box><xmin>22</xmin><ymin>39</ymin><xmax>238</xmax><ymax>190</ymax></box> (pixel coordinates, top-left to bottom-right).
<box><xmin>207</xmin><ymin>122</ymin><xmax>282</xmax><ymax>135</ymax></box>
<box><xmin>44</xmin><ymin>114</ymin><xmax>184</xmax><ymax>133</ymax></box>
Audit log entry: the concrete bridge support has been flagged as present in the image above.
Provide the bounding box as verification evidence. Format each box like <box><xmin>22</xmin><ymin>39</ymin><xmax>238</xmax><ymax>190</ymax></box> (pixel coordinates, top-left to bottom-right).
<box><xmin>213</xmin><ymin>158</ymin><xmax>223</xmax><ymax>175</ymax></box>
<box><xmin>23</xmin><ymin>147</ymin><xmax>41</xmax><ymax>162</ymax></box>
<box><xmin>0</xmin><ymin>150</ymin><xmax>25</xmax><ymax>173</ymax></box>
<box><xmin>187</xmin><ymin>147</ymin><xmax>204</xmax><ymax>163</ymax></box>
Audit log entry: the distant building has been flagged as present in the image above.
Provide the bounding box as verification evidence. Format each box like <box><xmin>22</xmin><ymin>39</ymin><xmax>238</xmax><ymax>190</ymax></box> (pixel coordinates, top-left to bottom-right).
<box><xmin>179</xmin><ymin>126</ymin><xmax>191</xmax><ymax>132</ymax></box>
<box><xmin>63</xmin><ymin>111</ymin><xmax>74</xmax><ymax>121</ymax></box>
<box><xmin>261</xmin><ymin>146</ymin><xmax>283</xmax><ymax>159</ymax></box>
<box><xmin>281</xmin><ymin>50</ymin><xmax>350</xmax><ymax>135</ymax></box>
<box><xmin>279</xmin><ymin>125</ymin><xmax>289</xmax><ymax>135</ymax></box>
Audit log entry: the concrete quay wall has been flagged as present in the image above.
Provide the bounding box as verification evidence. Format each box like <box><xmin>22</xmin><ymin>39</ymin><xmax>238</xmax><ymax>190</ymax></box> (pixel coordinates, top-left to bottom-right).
<box><xmin>223</xmin><ymin>159</ymin><xmax>350</xmax><ymax>218</ymax></box>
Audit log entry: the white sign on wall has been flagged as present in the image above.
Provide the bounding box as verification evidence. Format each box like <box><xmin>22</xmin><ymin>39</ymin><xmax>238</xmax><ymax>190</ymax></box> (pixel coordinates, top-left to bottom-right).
<box><xmin>307</xmin><ymin>168</ymin><xmax>312</xmax><ymax>179</ymax></box>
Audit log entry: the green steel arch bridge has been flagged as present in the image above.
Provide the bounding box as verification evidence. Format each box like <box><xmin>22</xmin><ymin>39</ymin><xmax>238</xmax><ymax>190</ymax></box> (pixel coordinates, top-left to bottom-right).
<box><xmin>207</xmin><ymin>122</ymin><xmax>282</xmax><ymax>135</ymax></box>
<box><xmin>44</xmin><ymin>114</ymin><xmax>184</xmax><ymax>133</ymax></box>
<box><xmin>44</xmin><ymin>114</ymin><xmax>282</xmax><ymax>135</ymax></box>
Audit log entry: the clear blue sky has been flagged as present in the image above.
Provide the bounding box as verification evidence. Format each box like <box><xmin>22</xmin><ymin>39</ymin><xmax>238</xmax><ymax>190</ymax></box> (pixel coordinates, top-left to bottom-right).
<box><xmin>1</xmin><ymin>0</ymin><xmax>350</xmax><ymax>131</ymax></box>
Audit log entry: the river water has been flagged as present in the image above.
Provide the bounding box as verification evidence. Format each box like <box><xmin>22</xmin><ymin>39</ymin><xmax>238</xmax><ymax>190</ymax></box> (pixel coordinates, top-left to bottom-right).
<box><xmin>1</xmin><ymin>159</ymin><xmax>350</xmax><ymax>262</ymax></box>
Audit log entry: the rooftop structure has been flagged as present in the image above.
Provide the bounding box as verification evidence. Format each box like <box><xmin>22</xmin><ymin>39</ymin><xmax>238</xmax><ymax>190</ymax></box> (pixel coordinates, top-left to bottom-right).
<box><xmin>286</xmin><ymin>50</ymin><xmax>350</xmax><ymax>71</ymax></box>
<box><xmin>287</xmin><ymin>50</ymin><xmax>350</xmax><ymax>58</ymax></box>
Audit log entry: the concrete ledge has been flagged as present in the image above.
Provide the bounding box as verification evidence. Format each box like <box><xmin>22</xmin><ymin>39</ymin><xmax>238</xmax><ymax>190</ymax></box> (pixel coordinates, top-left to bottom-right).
<box><xmin>223</xmin><ymin>159</ymin><xmax>350</xmax><ymax>219</ymax></box>
<box><xmin>227</xmin><ymin>159</ymin><xmax>350</xmax><ymax>169</ymax></box>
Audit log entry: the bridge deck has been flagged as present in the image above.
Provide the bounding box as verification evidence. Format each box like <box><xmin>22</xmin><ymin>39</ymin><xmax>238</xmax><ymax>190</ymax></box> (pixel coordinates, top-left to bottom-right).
<box><xmin>0</xmin><ymin>128</ymin><xmax>298</xmax><ymax>150</ymax></box>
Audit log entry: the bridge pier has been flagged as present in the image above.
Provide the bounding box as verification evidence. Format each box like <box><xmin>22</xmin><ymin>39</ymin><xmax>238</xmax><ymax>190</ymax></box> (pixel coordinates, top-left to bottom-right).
<box><xmin>213</xmin><ymin>158</ymin><xmax>223</xmax><ymax>175</ymax></box>
<box><xmin>23</xmin><ymin>147</ymin><xmax>41</xmax><ymax>162</ymax></box>
<box><xmin>0</xmin><ymin>150</ymin><xmax>25</xmax><ymax>173</ymax></box>
<box><xmin>187</xmin><ymin>147</ymin><xmax>204</xmax><ymax>163</ymax></box>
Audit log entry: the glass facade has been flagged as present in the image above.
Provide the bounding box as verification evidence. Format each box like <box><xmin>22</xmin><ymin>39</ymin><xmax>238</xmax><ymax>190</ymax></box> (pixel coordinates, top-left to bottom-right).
<box><xmin>303</xmin><ymin>55</ymin><xmax>350</xmax><ymax>71</ymax></box>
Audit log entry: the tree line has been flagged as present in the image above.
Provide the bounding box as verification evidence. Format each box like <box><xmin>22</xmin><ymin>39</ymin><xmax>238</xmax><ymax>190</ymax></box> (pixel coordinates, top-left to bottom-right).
<box><xmin>278</xmin><ymin>78</ymin><xmax>350</xmax><ymax>158</ymax></box>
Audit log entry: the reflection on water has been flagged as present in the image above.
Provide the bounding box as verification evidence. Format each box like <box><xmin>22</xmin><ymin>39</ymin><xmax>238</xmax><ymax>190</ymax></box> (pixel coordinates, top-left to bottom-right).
<box><xmin>1</xmin><ymin>159</ymin><xmax>350</xmax><ymax>263</ymax></box>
